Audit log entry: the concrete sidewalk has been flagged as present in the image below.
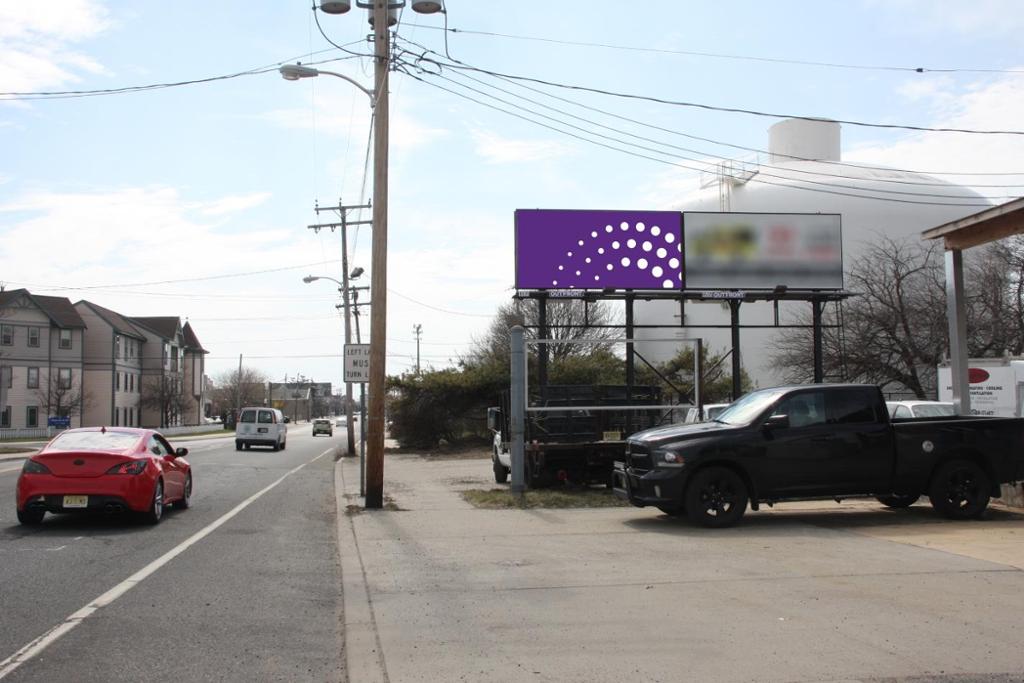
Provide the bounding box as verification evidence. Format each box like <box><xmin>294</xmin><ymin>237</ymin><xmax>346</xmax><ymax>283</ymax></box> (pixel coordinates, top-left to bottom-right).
<box><xmin>335</xmin><ymin>454</ymin><xmax>1024</xmax><ymax>683</ymax></box>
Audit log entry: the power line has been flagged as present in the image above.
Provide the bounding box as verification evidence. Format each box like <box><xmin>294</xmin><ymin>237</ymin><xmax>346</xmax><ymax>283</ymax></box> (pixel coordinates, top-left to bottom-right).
<box><xmin>398</xmin><ymin>66</ymin><xmax>998</xmax><ymax>208</ymax></box>
<box><xmin>402</xmin><ymin>45</ymin><xmax>1024</xmax><ymax>136</ymax></box>
<box><xmin>430</xmin><ymin>57</ymin><xmax>1024</xmax><ymax>187</ymax></box>
<box><xmin>6</xmin><ymin>260</ymin><xmax>344</xmax><ymax>291</ymax></box>
<box><xmin>423</xmin><ymin>63</ymin><xmax>1017</xmax><ymax>203</ymax></box>
<box><xmin>0</xmin><ymin>49</ymin><xmax>367</xmax><ymax>101</ymax></box>
<box><xmin>403</xmin><ymin>23</ymin><xmax>1024</xmax><ymax>75</ymax></box>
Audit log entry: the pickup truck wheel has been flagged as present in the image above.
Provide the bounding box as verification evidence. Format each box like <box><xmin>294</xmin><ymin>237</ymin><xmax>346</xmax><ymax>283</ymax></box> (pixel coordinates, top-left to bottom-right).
<box><xmin>685</xmin><ymin>467</ymin><xmax>748</xmax><ymax>528</ymax></box>
<box><xmin>928</xmin><ymin>460</ymin><xmax>991</xmax><ymax>520</ymax></box>
<box><xmin>493</xmin><ymin>450</ymin><xmax>509</xmax><ymax>484</ymax></box>
<box><xmin>876</xmin><ymin>494</ymin><xmax>920</xmax><ymax>509</ymax></box>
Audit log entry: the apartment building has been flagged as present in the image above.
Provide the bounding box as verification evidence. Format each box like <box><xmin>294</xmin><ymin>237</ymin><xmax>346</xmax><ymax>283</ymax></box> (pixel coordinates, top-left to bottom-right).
<box><xmin>73</xmin><ymin>300</ymin><xmax>146</xmax><ymax>428</ymax></box>
<box><xmin>182</xmin><ymin>322</ymin><xmax>209</xmax><ymax>425</ymax></box>
<box><xmin>0</xmin><ymin>289</ymin><xmax>87</xmax><ymax>429</ymax></box>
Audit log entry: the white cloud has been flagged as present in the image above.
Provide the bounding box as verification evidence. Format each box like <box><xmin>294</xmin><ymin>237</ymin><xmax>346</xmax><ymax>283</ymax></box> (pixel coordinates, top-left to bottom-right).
<box><xmin>0</xmin><ymin>1</ymin><xmax>110</xmax><ymax>95</ymax></box>
<box><xmin>845</xmin><ymin>71</ymin><xmax>1024</xmax><ymax>199</ymax></box>
<box><xmin>195</xmin><ymin>192</ymin><xmax>272</xmax><ymax>217</ymax></box>
<box><xmin>470</xmin><ymin>129</ymin><xmax>573</xmax><ymax>164</ymax></box>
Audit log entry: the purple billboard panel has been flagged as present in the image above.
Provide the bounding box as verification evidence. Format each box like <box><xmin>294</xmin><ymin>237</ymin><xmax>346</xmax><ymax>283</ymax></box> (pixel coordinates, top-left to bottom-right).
<box><xmin>515</xmin><ymin>209</ymin><xmax>683</xmax><ymax>290</ymax></box>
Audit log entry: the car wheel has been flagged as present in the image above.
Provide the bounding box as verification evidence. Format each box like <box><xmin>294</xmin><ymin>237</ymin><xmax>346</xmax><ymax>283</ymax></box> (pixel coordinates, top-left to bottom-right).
<box><xmin>493</xmin><ymin>450</ymin><xmax>509</xmax><ymax>484</ymax></box>
<box><xmin>876</xmin><ymin>494</ymin><xmax>920</xmax><ymax>509</ymax></box>
<box><xmin>142</xmin><ymin>479</ymin><xmax>164</xmax><ymax>525</ymax></box>
<box><xmin>173</xmin><ymin>473</ymin><xmax>192</xmax><ymax>510</ymax></box>
<box><xmin>281</xmin><ymin>439</ymin><xmax>287</xmax><ymax>450</ymax></box>
<box><xmin>272</xmin><ymin>438</ymin><xmax>280</xmax><ymax>452</ymax></box>
<box><xmin>17</xmin><ymin>508</ymin><xmax>45</xmax><ymax>525</ymax></box>
<box><xmin>235</xmin><ymin>440</ymin><xmax>242</xmax><ymax>451</ymax></box>
<box><xmin>685</xmin><ymin>466</ymin><xmax>748</xmax><ymax>528</ymax></box>
<box><xmin>928</xmin><ymin>460</ymin><xmax>990</xmax><ymax>519</ymax></box>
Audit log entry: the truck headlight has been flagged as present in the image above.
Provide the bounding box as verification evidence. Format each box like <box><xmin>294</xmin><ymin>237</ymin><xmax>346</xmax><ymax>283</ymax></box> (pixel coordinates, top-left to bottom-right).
<box><xmin>652</xmin><ymin>448</ymin><xmax>685</xmax><ymax>468</ymax></box>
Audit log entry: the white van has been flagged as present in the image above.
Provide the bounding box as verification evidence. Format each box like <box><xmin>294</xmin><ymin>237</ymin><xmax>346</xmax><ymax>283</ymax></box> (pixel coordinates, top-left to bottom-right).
<box><xmin>235</xmin><ymin>407</ymin><xmax>288</xmax><ymax>451</ymax></box>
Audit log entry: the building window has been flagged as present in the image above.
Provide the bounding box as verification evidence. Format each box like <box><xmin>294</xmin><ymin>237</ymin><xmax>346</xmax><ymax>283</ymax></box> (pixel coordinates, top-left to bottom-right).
<box><xmin>130</xmin><ymin>373</ymin><xmax>135</xmax><ymax>392</ymax></box>
<box><xmin>28</xmin><ymin>328</ymin><xmax>40</xmax><ymax>347</ymax></box>
<box><xmin>116</xmin><ymin>372</ymin><xmax>121</xmax><ymax>391</ymax></box>
<box><xmin>170</xmin><ymin>345</ymin><xmax>179</xmax><ymax>372</ymax></box>
<box><xmin>59</xmin><ymin>329</ymin><xmax>72</xmax><ymax>350</ymax></box>
<box><xmin>26</xmin><ymin>406</ymin><xmax>38</xmax><ymax>428</ymax></box>
<box><xmin>1</xmin><ymin>406</ymin><xmax>10</xmax><ymax>428</ymax></box>
<box><xmin>0</xmin><ymin>325</ymin><xmax>12</xmax><ymax>346</ymax></box>
<box><xmin>27</xmin><ymin>367</ymin><xmax>39</xmax><ymax>389</ymax></box>
<box><xmin>115</xmin><ymin>334</ymin><xmax>121</xmax><ymax>359</ymax></box>
<box><xmin>114</xmin><ymin>407</ymin><xmax>119</xmax><ymax>426</ymax></box>
<box><xmin>59</xmin><ymin>368</ymin><xmax>72</xmax><ymax>390</ymax></box>
<box><xmin>4</xmin><ymin>370</ymin><xmax>10</xmax><ymax>389</ymax></box>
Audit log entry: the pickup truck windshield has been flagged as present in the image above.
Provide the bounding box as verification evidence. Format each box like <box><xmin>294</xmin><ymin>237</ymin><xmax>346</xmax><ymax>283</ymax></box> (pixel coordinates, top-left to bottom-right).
<box><xmin>715</xmin><ymin>389</ymin><xmax>786</xmax><ymax>426</ymax></box>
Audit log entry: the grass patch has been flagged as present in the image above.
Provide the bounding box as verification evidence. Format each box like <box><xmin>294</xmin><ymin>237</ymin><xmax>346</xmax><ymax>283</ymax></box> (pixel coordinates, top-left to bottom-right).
<box><xmin>462</xmin><ymin>487</ymin><xmax>630</xmax><ymax>509</ymax></box>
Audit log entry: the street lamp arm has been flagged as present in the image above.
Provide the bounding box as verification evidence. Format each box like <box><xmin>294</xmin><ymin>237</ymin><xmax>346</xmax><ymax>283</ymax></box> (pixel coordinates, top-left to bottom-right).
<box><xmin>279</xmin><ymin>64</ymin><xmax>374</xmax><ymax>103</ymax></box>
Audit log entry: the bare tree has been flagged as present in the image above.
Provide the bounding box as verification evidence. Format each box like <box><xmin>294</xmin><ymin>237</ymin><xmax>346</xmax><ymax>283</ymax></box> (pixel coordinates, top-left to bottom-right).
<box><xmin>210</xmin><ymin>366</ymin><xmax>268</xmax><ymax>417</ymax></box>
<box><xmin>771</xmin><ymin>235</ymin><xmax>1024</xmax><ymax>399</ymax></box>
<box><xmin>35</xmin><ymin>369</ymin><xmax>90</xmax><ymax>420</ymax></box>
<box><xmin>140</xmin><ymin>375</ymin><xmax>187</xmax><ymax>428</ymax></box>
<box><xmin>467</xmin><ymin>298</ymin><xmax>621</xmax><ymax>366</ymax></box>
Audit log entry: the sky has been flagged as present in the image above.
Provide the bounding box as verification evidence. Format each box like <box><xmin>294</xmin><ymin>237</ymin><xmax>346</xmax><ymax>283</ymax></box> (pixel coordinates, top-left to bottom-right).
<box><xmin>1</xmin><ymin>0</ymin><xmax>1023</xmax><ymax>392</ymax></box>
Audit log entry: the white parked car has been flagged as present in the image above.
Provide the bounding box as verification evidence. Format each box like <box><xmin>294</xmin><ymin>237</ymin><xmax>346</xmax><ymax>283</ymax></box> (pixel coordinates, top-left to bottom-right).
<box><xmin>683</xmin><ymin>403</ymin><xmax>731</xmax><ymax>424</ymax></box>
<box><xmin>886</xmin><ymin>401</ymin><xmax>956</xmax><ymax>419</ymax></box>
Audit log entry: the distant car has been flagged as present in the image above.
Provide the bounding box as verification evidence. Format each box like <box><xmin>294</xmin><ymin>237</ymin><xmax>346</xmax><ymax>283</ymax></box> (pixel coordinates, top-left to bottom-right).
<box><xmin>886</xmin><ymin>401</ymin><xmax>956</xmax><ymax>419</ymax></box>
<box><xmin>16</xmin><ymin>427</ymin><xmax>192</xmax><ymax>525</ymax></box>
<box><xmin>235</xmin><ymin>407</ymin><xmax>288</xmax><ymax>451</ymax></box>
<box><xmin>313</xmin><ymin>419</ymin><xmax>333</xmax><ymax>437</ymax></box>
<box><xmin>683</xmin><ymin>403</ymin><xmax>731</xmax><ymax>424</ymax></box>
<box><xmin>335</xmin><ymin>418</ymin><xmax>344</xmax><ymax>427</ymax></box>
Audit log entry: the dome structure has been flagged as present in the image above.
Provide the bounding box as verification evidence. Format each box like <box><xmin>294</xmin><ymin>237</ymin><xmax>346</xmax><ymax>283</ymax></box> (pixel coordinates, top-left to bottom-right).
<box><xmin>633</xmin><ymin>118</ymin><xmax>990</xmax><ymax>389</ymax></box>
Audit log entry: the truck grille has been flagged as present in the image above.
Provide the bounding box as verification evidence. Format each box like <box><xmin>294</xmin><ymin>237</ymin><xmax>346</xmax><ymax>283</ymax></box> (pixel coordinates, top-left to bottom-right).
<box><xmin>626</xmin><ymin>443</ymin><xmax>652</xmax><ymax>473</ymax></box>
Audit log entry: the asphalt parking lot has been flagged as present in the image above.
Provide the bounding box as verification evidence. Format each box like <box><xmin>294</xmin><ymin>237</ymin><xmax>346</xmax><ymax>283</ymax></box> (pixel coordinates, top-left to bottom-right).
<box><xmin>336</xmin><ymin>453</ymin><xmax>1024</xmax><ymax>683</ymax></box>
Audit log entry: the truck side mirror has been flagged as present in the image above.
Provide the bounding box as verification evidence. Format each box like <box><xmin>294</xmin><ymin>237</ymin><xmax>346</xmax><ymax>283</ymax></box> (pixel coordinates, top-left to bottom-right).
<box><xmin>487</xmin><ymin>407</ymin><xmax>502</xmax><ymax>432</ymax></box>
<box><xmin>764</xmin><ymin>414</ymin><xmax>790</xmax><ymax>430</ymax></box>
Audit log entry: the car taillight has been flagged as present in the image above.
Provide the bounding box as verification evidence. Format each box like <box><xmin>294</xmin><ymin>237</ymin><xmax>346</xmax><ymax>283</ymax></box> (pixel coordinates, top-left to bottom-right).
<box><xmin>22</xmin><ymin>459</ymin><xmax>52</xmax><ymax>474</ymax></box>
<box><xmin>106</xmin><ymin>459</ymin><xmax>149</xmax><ymax>475</ymax></box>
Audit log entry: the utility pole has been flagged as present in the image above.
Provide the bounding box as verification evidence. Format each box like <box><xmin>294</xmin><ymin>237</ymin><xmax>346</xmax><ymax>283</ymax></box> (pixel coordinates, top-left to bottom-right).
<box><xmin>365</xmin><ymin>0</ymin><xmax>390</xmax><ymax>510</ymax></box>
<box><xmin>413</xmin><ymin>324</ymin><xmax>422</xmax><ymax>375</ymax></box>
<box><xmin>309</xmin><ymin>200</ymin><xmax>371</xmax><ymax>458</ymax></box>
<box><xmin>235</xmin><ymin>354</ymin><xmax>242</xmax><ymax>425</ymax></box>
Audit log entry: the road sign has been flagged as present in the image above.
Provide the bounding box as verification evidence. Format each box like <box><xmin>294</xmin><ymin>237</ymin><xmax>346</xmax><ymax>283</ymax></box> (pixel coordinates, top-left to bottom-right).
<box><xmin>48</xmin><ymin>416</ymin><xmax>71</xmax><ymax>428</ymax></box>
<box><xmin>344</xmin><ymin>344</ymin><xmax>371</xmax><ymax>383</ymax></box>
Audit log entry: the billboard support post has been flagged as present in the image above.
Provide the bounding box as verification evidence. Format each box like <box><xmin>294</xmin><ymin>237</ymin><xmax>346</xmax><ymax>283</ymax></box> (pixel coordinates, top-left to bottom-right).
<box><xmin>812</xmin><ymin>298</ymin><xmax>824</xmax><ymax>383</ymax></box>
<box><xmin>537</xmin><ymin>295</ymin><xmax>548</xmax><ymax>405</ymax></box>
<box><xmin>729</xmin><ymin>300</ymin><xmax>742</xmax><ymax>400</ymax></box>
<box><xmin>625</xmin><ymin>293</ymin><xmax>635</xmax><ymax>434</ymax></box>
<box><xmin>510</xmin><ymin>326</ymin><xmax>526</xmax><ymax>496</ymax></box>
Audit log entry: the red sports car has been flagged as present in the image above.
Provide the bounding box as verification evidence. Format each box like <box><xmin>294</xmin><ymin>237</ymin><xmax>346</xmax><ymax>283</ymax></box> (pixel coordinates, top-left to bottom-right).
<box><xmin>16</xmin><ymin>427</ymin><xmax>192</xmax><ymax>525</ymax></box>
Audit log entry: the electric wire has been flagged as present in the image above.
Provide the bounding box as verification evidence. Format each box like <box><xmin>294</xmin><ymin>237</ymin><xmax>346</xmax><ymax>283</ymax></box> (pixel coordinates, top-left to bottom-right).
<box><xmin>399</xmin><ymin>45</ymin><xmax>1024</xmax><ymax>136</ymax></box>
<box><xmin>422</xmin><ymin>61</ymin><xmax>1019</xmax><ymax>202</ymax></box>
<box><xmin>396</xmin><ymin>36</ymin><xmax>1024</xmax><ymax>178</ymax></box>
<box><xmin>396</xmin><ymin>65</ymin><xmax>998</xmax><ymax>207</ymax></box>
<box><xmin>0</xmin><ymin>49</ymin><xmax>367</xmax><ymax>101</ymax></box>
<box><xmin>403</xmin><ymin>23</ymin><xmax>1024</xmax><ymax>75</ymax></box>
<box><xmin>431</xmin><ymin>57</ymin><xmax>1024</xmax><ymax>189</ymax></box>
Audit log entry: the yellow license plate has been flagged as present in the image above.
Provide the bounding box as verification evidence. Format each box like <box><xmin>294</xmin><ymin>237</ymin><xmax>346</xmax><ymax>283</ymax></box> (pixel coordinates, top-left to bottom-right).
<box><xmin>602</xmin><ymin>431</ymin><xmax>622</xmax><ymax>441</ymax></box>
<box><xmin>63</xmin><ymin>495</ymin><xmax>88</xmax><ymax>508</ymax></box>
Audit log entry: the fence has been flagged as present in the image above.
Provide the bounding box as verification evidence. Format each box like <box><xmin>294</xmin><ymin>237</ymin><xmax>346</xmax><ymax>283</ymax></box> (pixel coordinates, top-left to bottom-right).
<box><xmin>0</xmin><ymin>423</ymin><xmax>223</xmax><ymax>442</ymax></box>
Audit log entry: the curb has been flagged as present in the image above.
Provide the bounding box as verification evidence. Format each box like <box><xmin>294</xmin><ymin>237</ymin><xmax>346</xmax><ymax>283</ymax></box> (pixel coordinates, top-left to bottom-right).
<box><xmin>334</xmin><ymin>458</ymin><xmax>388</xmax><ymax>683</ymax></box>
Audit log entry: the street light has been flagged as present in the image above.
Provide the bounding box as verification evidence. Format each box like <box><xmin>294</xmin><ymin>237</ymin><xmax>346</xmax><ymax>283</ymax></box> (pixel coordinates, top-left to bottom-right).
<box><xmin>303</xmin><ymin>273</ymin><xmax>357</xmax><ymax>459</ymax></box>
<box><xmin>287</xmin><ymin>0</ymin><xmax>443</xmax><ymax>509</ymax></box>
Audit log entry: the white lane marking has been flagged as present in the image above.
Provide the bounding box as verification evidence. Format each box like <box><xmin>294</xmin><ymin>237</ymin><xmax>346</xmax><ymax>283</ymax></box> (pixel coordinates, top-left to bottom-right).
<box><xmin>0</xmin><ymin>448</ymin><xmax>332</xmax><ymax>680</ymax></box>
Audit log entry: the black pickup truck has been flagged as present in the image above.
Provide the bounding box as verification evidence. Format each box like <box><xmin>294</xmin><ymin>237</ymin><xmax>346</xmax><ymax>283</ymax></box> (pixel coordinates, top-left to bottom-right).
<box><xmin>613</xmin><ymin>384</ymin><xmax>1024</xmax><ymax>527</ymax></box>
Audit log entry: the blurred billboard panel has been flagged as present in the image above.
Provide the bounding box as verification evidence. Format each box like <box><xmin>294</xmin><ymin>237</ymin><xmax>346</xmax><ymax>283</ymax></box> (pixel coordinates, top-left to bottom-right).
<box><xmin>683</xmin><ymin>212</ymin><xmax>843</xmax><ymax>290</ymax></box>
<box><xmin>515</xmin><ymin>209</ymin><xmax>683</xmax><ymax>290</ymax></box>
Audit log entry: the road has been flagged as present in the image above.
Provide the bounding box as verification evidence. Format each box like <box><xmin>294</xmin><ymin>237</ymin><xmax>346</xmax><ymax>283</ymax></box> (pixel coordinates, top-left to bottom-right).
<box><xmin>0</xmin><ymin>425</ymin><xmax>344</xmax><ymax>682</ymax></box>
